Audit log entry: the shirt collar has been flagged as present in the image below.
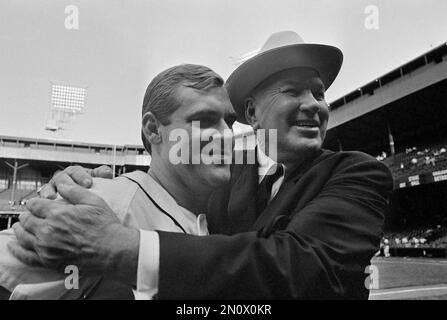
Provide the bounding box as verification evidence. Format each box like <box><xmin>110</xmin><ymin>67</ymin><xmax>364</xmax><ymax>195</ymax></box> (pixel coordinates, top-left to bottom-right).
<box><xmin>178</xmin><ymin>207</ymin><xmax>209</xmax><ymax>236</ymax></box>
<box><xmin>257</xmin><ymin>144</ymin><xmax>285</xmax><ymax>184</ymax></box>
<box><xmin>123</xmin><ymin>171</ymin><xmax>209</xmax><ymax>236</ymax></box>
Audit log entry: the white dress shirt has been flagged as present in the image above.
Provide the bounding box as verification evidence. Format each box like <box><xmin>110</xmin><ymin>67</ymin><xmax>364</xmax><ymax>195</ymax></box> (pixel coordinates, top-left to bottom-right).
<box><xmin>256</xmin><ymin>146</ymin><xmax>286</xmax><ymax>202</ymax></box>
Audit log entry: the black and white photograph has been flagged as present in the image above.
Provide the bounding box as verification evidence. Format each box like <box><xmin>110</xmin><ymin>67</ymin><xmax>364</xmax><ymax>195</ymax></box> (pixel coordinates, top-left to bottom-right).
<box><xmin>0</xmin><ymin>0</ymin><xmax>446</xmax><ymax>304</ymax></box>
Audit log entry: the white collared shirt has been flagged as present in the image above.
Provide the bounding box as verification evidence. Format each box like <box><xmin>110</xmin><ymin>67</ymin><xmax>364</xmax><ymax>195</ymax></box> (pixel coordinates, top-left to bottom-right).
<box><xmin>257</xmin><ymin>145</ymin><xmax>286</xmax><ymax>203</ymax></box>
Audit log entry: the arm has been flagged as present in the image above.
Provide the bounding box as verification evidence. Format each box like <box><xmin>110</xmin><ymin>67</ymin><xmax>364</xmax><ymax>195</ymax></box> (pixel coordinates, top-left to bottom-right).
<box><xmin>8</xmin><ymin>184</ymin><xmax>140</xmax><ymax>287</ymax></box>
<box><xmin>155</xmin><ymin>156</ymin><xmax>393</xmax><ymax>299</ymax></box>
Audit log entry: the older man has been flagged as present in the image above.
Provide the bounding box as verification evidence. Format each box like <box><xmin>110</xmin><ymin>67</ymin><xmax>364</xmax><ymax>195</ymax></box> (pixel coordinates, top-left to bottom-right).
<box><xmin>11</xmin><ymin>31</ymin><xmax>393</xmax><ymax>299</ymax></box>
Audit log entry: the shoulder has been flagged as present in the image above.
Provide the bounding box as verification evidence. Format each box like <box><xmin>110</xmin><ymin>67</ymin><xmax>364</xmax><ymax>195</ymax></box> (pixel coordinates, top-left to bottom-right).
<box><xmin>316</xmin><ymin>149</ymin><xmax>389</xmax><ymax>171</ymax></box>
<box><xmin>316</xmin><ymin>150</ymin><xmax>394</xmax><ymax>192</ymax></box>
<box><xmin>89</xmin><ymin>176</ymin><xmax>139</xmax><ymax>221</ymax></box>
<box><xmin>319</xmin><ymin>149</ymin><xmax>377</xmax><ymax>164</ymax></box>
<box><xmin>90</xmin><ymin>175</ymin><xmax>139</xmax><ymax>199</ymax></box>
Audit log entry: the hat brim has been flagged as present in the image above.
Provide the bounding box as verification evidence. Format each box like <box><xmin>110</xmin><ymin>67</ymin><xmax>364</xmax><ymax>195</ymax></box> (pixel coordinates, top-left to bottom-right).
<box><xmin>226</xmin><ymin>43</ymin><xmax>343</xmax><ymax>124</ymax></box>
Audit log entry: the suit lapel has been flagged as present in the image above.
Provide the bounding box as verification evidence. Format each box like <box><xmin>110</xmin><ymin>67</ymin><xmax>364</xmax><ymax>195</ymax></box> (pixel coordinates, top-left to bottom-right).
<box><xmin>252</xmin><ymin>150</ymin><xmax>326</xmax><ymax>231</ymax></box>
<box><xmin>251</xmin><ymin>179</ymin><xmax>301</xmax><ymax>231</ymax></box>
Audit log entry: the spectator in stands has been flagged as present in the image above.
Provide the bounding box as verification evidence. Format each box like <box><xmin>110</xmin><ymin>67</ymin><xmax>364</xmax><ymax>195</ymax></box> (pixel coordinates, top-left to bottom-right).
<box><xmin>10</xmin><ymin>31</ymin><xmax>393</xmax><ymax>299</ymax></box>
<box><xmin>383</xmin><ymin>239</ymin><xmax>390</xmax><ymax>257</ymax></box>
<box><xmin>425</xmin><ymin>156</ymin><xmax>435</xmax><ymax>166</ymax></box>
<box><xmin>376</xmin><ymin>151</ymin><xmax>387</xmax><ymax>161</ymax></box>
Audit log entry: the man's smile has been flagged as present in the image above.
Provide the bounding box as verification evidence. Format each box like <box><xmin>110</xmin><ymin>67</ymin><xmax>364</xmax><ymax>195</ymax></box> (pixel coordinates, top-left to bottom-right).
<box><xmin>290</xmin><ymin>119</ymin><xmax>321</xmax><ymax>136</ymax></box>
<box><xmin>292</xmin><ymin>119</ymin><xmax>320</xmax><ymax>127</ymax></box>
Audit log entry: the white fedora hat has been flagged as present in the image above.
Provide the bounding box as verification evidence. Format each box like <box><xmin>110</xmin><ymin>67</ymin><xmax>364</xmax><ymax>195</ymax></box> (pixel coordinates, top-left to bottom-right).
<box><xmin>226</xmin><ymin>31</ymin><xmax>343</xmax><ymax>124</ymax></box>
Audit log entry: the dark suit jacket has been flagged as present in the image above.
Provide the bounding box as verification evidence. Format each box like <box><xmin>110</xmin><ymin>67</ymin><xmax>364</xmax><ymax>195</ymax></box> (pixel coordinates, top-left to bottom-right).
<box><xmin>157</xmin><ymin>149</ymin><xmax>393</xmax><ymax>299</ymax></box>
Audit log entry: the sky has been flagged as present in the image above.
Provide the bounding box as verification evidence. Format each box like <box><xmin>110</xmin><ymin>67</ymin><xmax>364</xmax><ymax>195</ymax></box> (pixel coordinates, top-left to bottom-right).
<box><xmin>0</xmin><ymin>0</ymin><xmax>446</xmax><ymax>146</ymax></box>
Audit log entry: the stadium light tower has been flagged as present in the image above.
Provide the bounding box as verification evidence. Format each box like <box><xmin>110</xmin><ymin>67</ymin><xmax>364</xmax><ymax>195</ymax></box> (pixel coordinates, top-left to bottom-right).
<box><xmin>45</xmin><ymin>83</ymin><xmax>86</xmax><ymax>136</ymax></box>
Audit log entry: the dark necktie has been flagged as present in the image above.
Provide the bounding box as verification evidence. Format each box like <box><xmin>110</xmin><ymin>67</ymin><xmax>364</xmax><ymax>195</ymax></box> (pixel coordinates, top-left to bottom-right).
<box><xmin>256</xmin><ymin>164</ymin><xmax>284</xmax><ymax>215</ymax></box>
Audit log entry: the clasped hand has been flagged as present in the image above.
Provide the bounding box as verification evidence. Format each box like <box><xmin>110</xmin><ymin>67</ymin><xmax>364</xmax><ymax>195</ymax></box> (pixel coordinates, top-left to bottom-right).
<box><xmin>8</xmin><ymin>166</ymin><xmax>139</xmax><ymax>284</ymax></box>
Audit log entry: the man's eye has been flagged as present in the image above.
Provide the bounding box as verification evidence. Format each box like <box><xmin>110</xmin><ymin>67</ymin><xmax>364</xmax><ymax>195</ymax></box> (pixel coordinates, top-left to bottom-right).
<box><xmin>282</xmin><ymin>88</ymin><xmax>299</xmax><ymax>97</ymax></box>
<box><xmin>313</xmin><ymin>92</ymin><xmax>325</xmax><ymax>100</ymax></box>
<box><xmin>197</xmin><ymin>118</ymin><xmax>217</xmax><ymax>128</ymax></box>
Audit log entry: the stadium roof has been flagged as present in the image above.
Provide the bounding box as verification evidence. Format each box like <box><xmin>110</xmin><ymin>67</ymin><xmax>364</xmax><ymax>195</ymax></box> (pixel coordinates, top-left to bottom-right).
<box><xmin>329</xmin><ymin>42</ymin><xmax>447</xmax><ymax>111</ymax></box>
<box><xmin>0</xmin><ymin>134</ymin><xmax>145</xmax><ymax>151</ymax></box>
<box><xmin>324</xmin><ymin>78</ymin><xmax>447</xmax><ymax>154</ymax></box>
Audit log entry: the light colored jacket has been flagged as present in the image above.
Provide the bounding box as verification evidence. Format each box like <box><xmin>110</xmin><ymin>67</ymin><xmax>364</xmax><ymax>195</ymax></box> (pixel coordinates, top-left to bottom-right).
<box><xmin>0</xmin><ymin>171</ymin><xmax>207</xmax><ymax>299</ymax></box>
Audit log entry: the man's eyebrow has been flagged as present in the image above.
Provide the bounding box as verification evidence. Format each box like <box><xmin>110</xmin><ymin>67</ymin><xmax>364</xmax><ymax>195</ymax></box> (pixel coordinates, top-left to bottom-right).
<box><xmin>282</xmin><ymin>79</ymin><xmax>325</xmax><ymax>90</ymax></box>
<box><xmin>309</xmin><ymin>79</ymin><xmax>326</xmax><ymax>91</ymax></box>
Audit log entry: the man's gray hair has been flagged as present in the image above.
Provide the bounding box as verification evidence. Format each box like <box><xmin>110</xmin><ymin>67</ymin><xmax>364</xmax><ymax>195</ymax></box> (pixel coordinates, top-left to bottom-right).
<box><xmin>141</xmin><ymin>64</ymin><xmax>224</xmax><ymax>153</ymax></box>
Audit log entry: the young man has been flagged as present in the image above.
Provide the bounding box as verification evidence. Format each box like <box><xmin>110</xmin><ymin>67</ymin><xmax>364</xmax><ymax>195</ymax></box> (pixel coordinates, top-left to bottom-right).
<box><xmin>0</xmin><ymin>64</ymin><xmax>236</xmax><ymax>299</ymax></box>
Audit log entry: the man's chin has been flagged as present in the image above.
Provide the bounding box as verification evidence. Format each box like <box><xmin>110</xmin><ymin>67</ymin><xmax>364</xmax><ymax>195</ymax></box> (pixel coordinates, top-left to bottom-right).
<box><xmin>286</xmin><ymin>138</ymin><xmax>322</xmax><ymax>155</ymax></box>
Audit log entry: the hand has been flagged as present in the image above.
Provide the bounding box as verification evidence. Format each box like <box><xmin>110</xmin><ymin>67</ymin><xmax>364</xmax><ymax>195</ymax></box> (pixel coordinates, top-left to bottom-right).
<box><xmin>38</xmin><ymin>165</ymin><xmax>114</xmax><ymax>199</ymax></box>
<box><xmin>8</xmin><ymin>183</ymin><xmax>139</xmax><ymax>285</ymax></box>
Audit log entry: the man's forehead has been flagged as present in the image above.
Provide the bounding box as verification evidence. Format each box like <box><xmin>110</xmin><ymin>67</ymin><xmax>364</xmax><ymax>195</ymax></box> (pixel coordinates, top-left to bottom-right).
<box><xmin>176</xmin><ymin>86</ymin><xmax>235</xmax><ymax>115</ymax></box>
<box><xmin>261</xmin><ymin>68</ymin><xmax>324</xmax><ymax>89</ymax></box>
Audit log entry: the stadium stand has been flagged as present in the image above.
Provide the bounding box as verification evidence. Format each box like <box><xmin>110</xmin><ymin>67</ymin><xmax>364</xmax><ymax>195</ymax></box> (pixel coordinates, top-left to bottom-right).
<box><xmin>323</xmin><ymin>42</ymin><xmax>447</xmax><ymax>255</ymax></box>
<box><xmin>380</xmin><ymin>143</ymin><xmax>447</xmax><ymax>182</ymax></box>
<box><xmin>383</xmin><ymin>225</ymin><xmax>447</xmax><ymax>249</ymax></box>
<box><xmin>0</xmin><ymin>135</ymin><xmax>152</xmax><ymax>230</ymax></box>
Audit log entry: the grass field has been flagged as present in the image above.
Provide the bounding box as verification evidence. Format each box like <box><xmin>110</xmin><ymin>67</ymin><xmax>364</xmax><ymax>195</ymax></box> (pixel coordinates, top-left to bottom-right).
<box><xmin>369</xmin><ymin>257</ymin><xmax>447</xmax><ymax>300</ymax></box>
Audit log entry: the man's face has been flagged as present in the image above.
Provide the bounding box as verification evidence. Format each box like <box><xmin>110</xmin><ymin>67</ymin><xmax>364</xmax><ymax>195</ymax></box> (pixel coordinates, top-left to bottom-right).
<box><xmin>249</xmin><ymin>67</ymin><xmax>329</xmax><ymax>163</ymax></box>
<box><xmin>158</xmin><ymin>86</ymin><xmax>236</xmax><ymax>189</ymax></box>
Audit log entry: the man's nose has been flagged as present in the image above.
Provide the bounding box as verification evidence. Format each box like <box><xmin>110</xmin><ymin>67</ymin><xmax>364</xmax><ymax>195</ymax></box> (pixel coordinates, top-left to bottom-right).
<box><xmin>299</xmin><ymin>91</ymin><xmax>320</xmax><ymax>115</ymax></box>
<box><xmin>217</xmin><ymin>119</ymin><xmax>234</xmax><ymax>146</ymax></box>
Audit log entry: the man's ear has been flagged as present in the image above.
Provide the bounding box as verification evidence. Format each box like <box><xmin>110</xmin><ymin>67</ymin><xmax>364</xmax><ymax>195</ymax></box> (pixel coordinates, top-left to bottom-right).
<box><xmin>244</xmin><ymin>97</ymin><xmax>259</xmax><ymax>130</ymax></box>
<box><xmin>142</xmin><ymin>112</ymin><xmax>162</xmax><ymax>145</ymax></box>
